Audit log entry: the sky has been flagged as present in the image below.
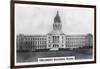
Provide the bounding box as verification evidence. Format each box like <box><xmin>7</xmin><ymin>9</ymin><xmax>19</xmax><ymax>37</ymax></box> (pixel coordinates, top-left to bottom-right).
<box><xmin>15</xmin><ymin>4</ymin><xmax>94</xmax><ymax>35</ymax></box>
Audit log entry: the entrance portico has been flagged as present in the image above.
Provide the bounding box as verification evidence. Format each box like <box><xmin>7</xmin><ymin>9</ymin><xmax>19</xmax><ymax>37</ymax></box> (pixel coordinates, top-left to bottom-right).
<box><xmin>50</xmin><ymin>36</ymin><xmax>60</xmax><ymax>50</ymax></box>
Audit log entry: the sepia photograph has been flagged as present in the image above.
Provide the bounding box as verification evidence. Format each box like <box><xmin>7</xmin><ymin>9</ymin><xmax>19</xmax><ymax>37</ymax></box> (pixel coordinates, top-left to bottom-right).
<box><xmin>10</xmin><ymin>1</ymin><xmax>96</xmax><ymax>68</ymax></box>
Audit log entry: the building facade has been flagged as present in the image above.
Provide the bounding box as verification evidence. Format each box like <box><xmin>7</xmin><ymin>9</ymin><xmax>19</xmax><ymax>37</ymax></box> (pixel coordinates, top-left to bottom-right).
<box><xmin>16</xmin><ymin>11</ymin><xmax>93</xmax><ymax>51</ymax></box>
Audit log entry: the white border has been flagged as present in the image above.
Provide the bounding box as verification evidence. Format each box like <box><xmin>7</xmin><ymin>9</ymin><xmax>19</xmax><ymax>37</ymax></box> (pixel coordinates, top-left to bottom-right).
<box><xmin>14</xmin><ymin>3</ymin><xmax>95</xmax><ymax>66</ymax></box>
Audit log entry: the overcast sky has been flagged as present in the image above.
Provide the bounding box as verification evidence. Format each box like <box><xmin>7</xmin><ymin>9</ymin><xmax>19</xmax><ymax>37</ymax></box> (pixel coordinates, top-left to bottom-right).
<box><xmin>15</xmin><ymin>4</ymin><xmax>94</xmax><ymax>35</ymax></box>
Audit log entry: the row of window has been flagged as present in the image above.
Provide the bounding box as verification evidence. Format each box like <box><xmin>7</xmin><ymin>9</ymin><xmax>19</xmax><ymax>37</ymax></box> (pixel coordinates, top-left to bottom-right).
<box><xmin>65</xmin><ymin>45</ymin><xmax>85</xmax><ymax>47</ymax></box>
<box><xmin>36</xmin><ymin>45</ymin><xmax>47</xmax><ymax>49</ymax></box>
<box><xmin>66</xmin><ymin>38</ymin><xmax>86</xmax><ymax>40</ymax></box>
<box><xmin>24</xmin><ymin>38</ymin><xmax>47</xmax><ymax>40</ymax></box>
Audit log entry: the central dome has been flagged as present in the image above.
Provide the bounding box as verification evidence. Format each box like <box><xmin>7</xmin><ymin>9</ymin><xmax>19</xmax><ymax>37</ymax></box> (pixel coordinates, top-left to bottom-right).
<box><xmin>54</xmin><ymin>11</ymin><xmax>61</xmax><ymax>23</ymax></box>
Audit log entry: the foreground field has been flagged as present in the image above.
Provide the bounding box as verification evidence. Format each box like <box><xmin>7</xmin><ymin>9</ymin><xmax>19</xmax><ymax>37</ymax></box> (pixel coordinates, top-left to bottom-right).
<box><xmin>17</xmin><ymin>48</ymin><xmax>93</xmax><ymax>62</ymax></box>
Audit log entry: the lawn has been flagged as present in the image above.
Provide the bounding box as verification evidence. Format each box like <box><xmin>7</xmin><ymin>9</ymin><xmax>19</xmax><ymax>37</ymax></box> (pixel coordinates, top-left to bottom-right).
<box><xmin>17</xmin><ymin>48</ymin><xmax>93</xmax><ymax>62</ymax></box>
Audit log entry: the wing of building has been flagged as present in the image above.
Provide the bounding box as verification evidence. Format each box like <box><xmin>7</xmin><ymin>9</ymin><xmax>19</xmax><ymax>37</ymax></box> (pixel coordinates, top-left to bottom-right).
<box><xmin>16</xmin><ymin>11</ymin><xmax>93</xmax><ymax>51</ymax></box>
